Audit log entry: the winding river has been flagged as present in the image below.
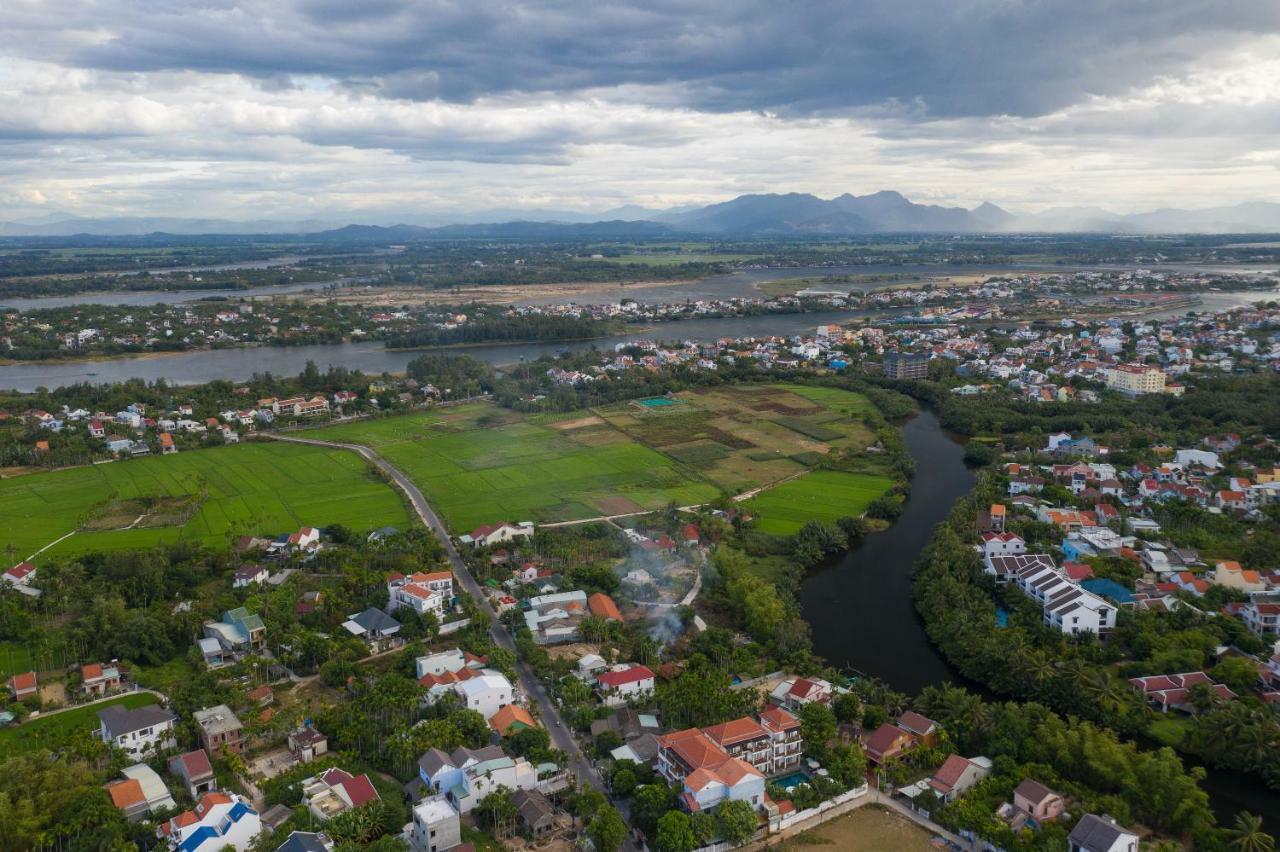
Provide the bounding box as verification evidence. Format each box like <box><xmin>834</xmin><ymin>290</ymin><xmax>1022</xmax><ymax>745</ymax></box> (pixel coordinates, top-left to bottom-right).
<box><xmin>799</xmin><ymin>409</ymin><xmax>1280</xmax><ymax>829</ymax></box>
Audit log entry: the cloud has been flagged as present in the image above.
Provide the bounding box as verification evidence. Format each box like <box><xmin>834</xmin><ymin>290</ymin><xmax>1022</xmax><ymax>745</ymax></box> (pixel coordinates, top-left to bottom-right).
<box><xmin>0</xmin><ymin>2</ymin><xmax>1278</xmax><ymax>220</ymax></box>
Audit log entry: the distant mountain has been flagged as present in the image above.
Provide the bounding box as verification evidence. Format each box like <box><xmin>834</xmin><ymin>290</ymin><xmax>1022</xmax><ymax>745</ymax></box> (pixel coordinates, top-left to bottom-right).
<box><xmin>0</xmin><ymin>216</ymin><xmax>340</xmax><ymax>236</ymax></box>
<box><xmin>311</xmin><ymin>219</ymin><xmax>677</xmax><ymax>242</ymax></box>
<box><xmin>4</xmin><ymin>194</ymin><xmax>1279</xmax><ymax>238</ymax></box>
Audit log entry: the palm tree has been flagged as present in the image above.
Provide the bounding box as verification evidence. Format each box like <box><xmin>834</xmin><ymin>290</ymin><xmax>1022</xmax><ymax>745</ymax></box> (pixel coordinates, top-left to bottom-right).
<box><xmin>1227</xmin><ymin>812</ymin><xmax>1275</xmax><ymax>852</ymax></box>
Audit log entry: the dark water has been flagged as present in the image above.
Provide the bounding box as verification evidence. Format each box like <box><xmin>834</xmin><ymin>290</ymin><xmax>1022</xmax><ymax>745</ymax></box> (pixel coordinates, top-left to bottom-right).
<box><xmin>0</xmin><ymin>309</ymin><xmax>907</xmax><ymax>392</ymax></box>
<box><xmin>799</xmin><ymin>409</ymin><xmax>973</xmax><ymax>695</ymax></box>
<box><xmin>799</xmin><ymin>410</ymin><xmax>1280</xmax><ymax>829</ymax></box>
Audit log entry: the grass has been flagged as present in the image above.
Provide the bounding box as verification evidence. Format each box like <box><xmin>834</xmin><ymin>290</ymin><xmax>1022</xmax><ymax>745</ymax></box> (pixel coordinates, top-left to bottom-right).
<box><xmin>298</xmin><ymin>385</ymin><xmax>897</xmax><ymax>536</ymax></box>
<box><xmin>746</xmin><ymin>469</ymin><xmax>894</xmax><ymax>536</ymax></box>
<box><xmin>300</xmin><ymin>405</ymin><xmax>718</xmax><ymax>532</ymax></box>
<box><xmin>0</xmin><ymin>693</ymin><xmax>159</xmax><ymax>755</ymax></box>
<box><xmin>0</xmin><ymin>642</ymin><xmax>34</xmax><ymax>678</ymax></box>
<box><xmin>0</xmin><ymin>441</ymin><xmax>412</xmax><ymax>562</ymax></box>
<box><xmin>1148</xmin><ymin>715</ymin><xmax>1193</xmax><ymax>748</ymax></box>
<box><xmin>778</xmin><ymin>804</ymin><xmax>936</xmax><ymax>851</ymax></box>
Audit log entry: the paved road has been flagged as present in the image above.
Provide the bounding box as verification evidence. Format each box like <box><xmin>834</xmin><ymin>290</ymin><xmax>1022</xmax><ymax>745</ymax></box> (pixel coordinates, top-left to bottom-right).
<box><xmin>269</xmin><ymin>434</ymin><xmax>631</xmax><ymax>840</ymax></box>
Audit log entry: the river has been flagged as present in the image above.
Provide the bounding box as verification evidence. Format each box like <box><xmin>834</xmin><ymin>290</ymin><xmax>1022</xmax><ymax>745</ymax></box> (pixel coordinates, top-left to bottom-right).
<box><xmin>798</xmin><ymin>409</ymin><xmax>1280</xmax><ymax>829</ymax></box>
<box><xmin>0</xmin><ymin>310</ymin><xmax>888</xmax><ymax>392</ymax></box>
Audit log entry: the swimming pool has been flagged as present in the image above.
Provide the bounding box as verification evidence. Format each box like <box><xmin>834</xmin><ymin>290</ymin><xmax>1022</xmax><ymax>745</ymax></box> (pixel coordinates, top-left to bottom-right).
<box><xmin>772</xmin><ymin>771</ymin><xmax>810</xmax><ymax>790</ymax></box>
<box><xmin>636</xmin><ymin>397</ymin><xmax>681</xmax><ymax>407</ymax></box>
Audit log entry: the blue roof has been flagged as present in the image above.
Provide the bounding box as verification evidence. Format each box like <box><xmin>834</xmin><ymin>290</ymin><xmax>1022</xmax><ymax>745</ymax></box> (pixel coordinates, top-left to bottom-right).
<box><xmin>1081</xmin><ymin>578</ymin><xmax>1134</xmax><ymax>604</ymax></box>
<box><xmin>179</xmin><ymin>826</ymin><xmax>219</xmax><ymax>852</ymax></box>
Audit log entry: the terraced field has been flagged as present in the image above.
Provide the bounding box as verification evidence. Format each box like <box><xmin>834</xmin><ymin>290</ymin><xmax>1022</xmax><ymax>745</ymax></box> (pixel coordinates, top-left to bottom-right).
<box><xmin>0</xmin><ymin>441</ymin><xmax>411</xmax><ymax>561</ymax></box>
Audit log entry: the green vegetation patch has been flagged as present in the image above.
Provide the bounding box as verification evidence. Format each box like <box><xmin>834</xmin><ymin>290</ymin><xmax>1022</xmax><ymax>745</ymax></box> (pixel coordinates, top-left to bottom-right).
<box><xmin>664</xmin><ymin>440</ymin><xmax>733</xmax><ymax>467</ymax></box>
<box><xmin>0</xmin><ymin>441</ymin><xmax>412</xmax><ymax>561</ymax></box>
<box><xmin>772</xmin><ymin>416</ymin><xmax>846</xmax><ymax>442</ymax></box>
<box><xmin>746</xmin><ymin>469</ymin><xmax>895</xmax><ymax>536</ymax></box>
<box><xmin>0</xmin><ymin>693</ymin><xmax>159</xmax><ymax>755</ymax></box>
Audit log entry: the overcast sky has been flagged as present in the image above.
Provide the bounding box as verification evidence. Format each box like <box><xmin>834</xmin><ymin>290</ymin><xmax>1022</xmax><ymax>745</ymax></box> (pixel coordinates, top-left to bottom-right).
<box><xmin>2</xmin><ymin>0</ymin><xmax>1279</xmax><ymax>221</ymax></box>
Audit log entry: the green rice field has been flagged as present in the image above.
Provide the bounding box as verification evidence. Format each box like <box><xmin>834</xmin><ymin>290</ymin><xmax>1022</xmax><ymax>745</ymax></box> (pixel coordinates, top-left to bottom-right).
<box><xmin>745</xmin><ymin>469</ymin><xmax>895</xmax><ymax>536</ymax></box>
<box><xmin>303</xmin><ymin>406</ymin><xmax>718</xmax><ymax>532</ymax></box>
<box><xmin>301</xmin><ymin>384</ymin><xmax>896</xmax><ymax>537</ymax></box>
<box><xmin>0</xmin><ymin>441</ymin><xmax>411</xmax><ymax>562</ymax></box>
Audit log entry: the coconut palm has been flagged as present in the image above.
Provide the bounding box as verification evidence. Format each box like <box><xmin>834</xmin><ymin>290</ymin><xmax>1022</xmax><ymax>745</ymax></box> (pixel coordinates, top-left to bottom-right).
<box><xmin>1227</xmin><ymin>812</ymin><xmax>1275</xmax><ymax>852</ymax></box>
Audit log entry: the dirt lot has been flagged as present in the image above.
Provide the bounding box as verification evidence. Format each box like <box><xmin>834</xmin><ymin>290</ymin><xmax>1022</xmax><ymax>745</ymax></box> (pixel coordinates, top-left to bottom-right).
<box><xmin>775</xmin><ymin>805</ymin><xmax>937</xmax><ymax>851</ymax></box>
<box><xmin>545</xmin><ymin>642</ymin><xmax>602</xmax><ymax>662</ymax></box>
<box><xmin>549</xmin><ymin>415</ymin><xmax>604</xmax><ymax>431</ymax></box>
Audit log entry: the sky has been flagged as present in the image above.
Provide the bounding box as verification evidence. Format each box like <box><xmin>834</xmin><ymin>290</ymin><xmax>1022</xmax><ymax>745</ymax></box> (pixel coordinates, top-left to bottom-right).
<box><xmin>2</xmin><ymin>0</ymin><xmax>1280</xmax><ymax>222</ymax></box>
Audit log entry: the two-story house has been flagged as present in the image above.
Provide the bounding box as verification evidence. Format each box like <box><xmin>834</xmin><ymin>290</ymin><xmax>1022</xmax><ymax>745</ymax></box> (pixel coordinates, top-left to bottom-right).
<box><xmin>194</xmin><ymin>705</ymin><xmax>246</xmax><ymax>756</ymax></box>
<box><xmin>98</xmin><ymin>704</ymin><xmax>178</xmax><ymax>758</ymax></box>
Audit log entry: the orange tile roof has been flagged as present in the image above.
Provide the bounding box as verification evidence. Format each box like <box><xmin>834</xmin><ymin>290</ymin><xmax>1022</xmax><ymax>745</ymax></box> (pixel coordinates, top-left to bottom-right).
<box><xmin>9</xmin><ymin>671</ymin><xmax>36</xmax><ymax>691</ymax></box>
<box><xmin>703</xmin><ymin>716</ymin><xmax>767</xmax><ymax>747</ymax></box>
<box><xmin>82</xmin><ymin>663</ymin><xmax>103</xmax><ymax>680</ymax></box>
<box><xmin>588</xmin><ymin>593</ymin><xmax>623</xmax><ymax>621</ymax></box>
<box><xmin>489</xmin><ymin>704</ymin><xmax>538</xmax><ymax>735</ymax></box>
<box><xmin>107</xmin><ymin>778</ymin><xmax>146</xmax><ymax>809</ymax></box>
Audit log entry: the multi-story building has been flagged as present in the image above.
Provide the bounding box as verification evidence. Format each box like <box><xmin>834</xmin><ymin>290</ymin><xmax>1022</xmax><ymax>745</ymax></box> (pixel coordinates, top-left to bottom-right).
<box><xmin>656</xmin><ymin>728</ymin><xmax>766</xmax><ymax>812</ymax></box>
<box><xmin>157</xmin><ymin>792</ymin><xmax>261</xmax><ymax>851</ymax></box>
<box><xmin>759</xmin><ymin>706</ymin><xmax>804</xmax><ymax>773</ymax></box>
<box><xmin>387</xmin><ymin>571</ymin><xmax>454</xmax><ymax>616</ymax></box>
<box><xmin>409</xmin><ymin>797</ymin><xmax>461</xmax><ymax>852</ymax></box>
<box><xmin>1104</xmin><ymin>364</ymin><xmax>1166</xmax><ymax>396</ymax></box>
<box><xmin>194</xmin><ymin>705</ymin><xmax>246</xmax><ymax>756</ymax></box>
<box><xmin>883</xmin><ymin>351</ymin><xmax>930</xmax><ymax>379</ymax></box>
<box><xmin>98</xmin><ymin>705</ymin><xmax>178</xmax><ymax>759</ymax></box>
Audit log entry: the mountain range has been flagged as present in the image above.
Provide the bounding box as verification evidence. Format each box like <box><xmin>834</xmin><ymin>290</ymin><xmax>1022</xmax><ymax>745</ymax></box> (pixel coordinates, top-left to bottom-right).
<box><xmin>3</xmin><ymin>192</ymin><xmax>1280</xmax><ymax>237</ymax></box>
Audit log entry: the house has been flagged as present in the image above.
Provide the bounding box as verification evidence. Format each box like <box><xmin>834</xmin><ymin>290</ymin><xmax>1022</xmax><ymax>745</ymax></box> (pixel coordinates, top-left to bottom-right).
<box><xmin>1217</xmin><ymin>490</ymin><xmax>1249</xmax><ymax>511</ymax></box>
<box><xmin>416</xmin><ymin>745</ymin><xmax>543</xmax><ymax>814</ymax></box>
<box><xmin>233</xmin><ymin>564</ymin><xmax>269</xmax><ymax>588</ymax></box>
<box><xmin>342</xmin><ymin>607</ymin><xmax>401</xmax><ymax>650</ymax></box>
<box><xmin>158</xmin><ymin>792</ymin><xmax>261</xmax><ymax>851</ymax></box>
<box><xmin>928</xmin><ymin>754</ymin><xmax>992</xmax><ymax>802</ymax></box>
<box><xmin>289</xmin><ymin>726</ymin><xmax>330</xmax><ymax>763</ymax></box>
<box><xmin>980</xmin><ymin>532</ymin><xmax>1026</xmax><ymax>559</ymax></box>
<box><xmin>587</xmin><ymin>592</ymin><xmax>624</xmax><ymax>622</ymax></box>
<box><xmin>512</xmin><ymin>789</ymin><xmax>558</xmax><ymax>838</ymax></box>
<box><xmin>158</xmin><ymin>432</ymin><xmax>177</xmax><ymax>454</ymax></box>
<box><xmin>458</xmin><ymin>521</ymin><xmax>534</xmax><ymax>548</ymax></box>
<box><xmin>248</xmin><ymin>684</ymin><xmax>274</xmax><ymax>706</ymax></box>
<box><xmin>194</xmin><ymin>705</ymin><xmax>246</xmax><ymax>756</ymax></box>
<box><xmin>98</xmin><ymin>704</ymin><xmax>178</xmax><ymax>758</ymax></box>
<box><xmin>768</xmin><ymin>675</ymin><xmax>833</xmax><ymax>711</ymax></box>
<box><xmin>275</xmin><ymin>832</ymin><xmax>334</xmax><ymax>852</ymax></box>
<box><xmin>1214</xmin><ymin>561</ymin><xmax>1266</xmax><ymax>594</ymax></box>
<box><xmin>198</xmin><ymin>637</ymin><xmax>232</xmax><ymax>669</ymax></box>
<box><xmin>863</xmin><ymin>723</ymin><xmax>914</xmax><ymax>765</ymax></box>
<box><xmin>8</xmin><ymin>670</ymin><xmax>37</xmax><ymax>701</ymax></box>
<box><xmin>416</xmin><ymin>648</ymin><xmax>487</xmax><ymax>681</ymax></box>
<box><xmin>81</xmin><ymin>661</ymin><xmax>123</xmax><ymax>696</ymax></box>
<box><xmin>2</xmin><ymin>561</ymin><xmax>37</xmax><ymax>587</ymax></box>
<box><xmin>1242</xmin><ymin>602</ymin><xmax>1280</xmax><ymax>637</ymax></box>
<box><xmin>523</xmin><ymin>590</ymin><xmax>590</xmax><ymax>644</ymax></box>
<box><xmin>454</xmin><ymin>671</ymin><xmax>517</xmax><ymax>718</ymax></box>
<box><xmin>107</xmin><ymin>764</ymin><xmax>176</xmax><ymax>821</ymax></box>
<box><xmin>204</xmin><ymin>607</ymin><xmax>267</xmax><ymax>654</ymax></box>
<box><xmin>1068</xmin><ymin>813</ymin><xmax>1139</xmax><ymax>852</ymax></box>
<box><xmin>657</xmin><ymin>728</ymin><xmax>766</xmax><ymax>812</ymax></box>
<box><xmin>1129</xmin><ymin>672</ymin><xmax>1236</xmax><ymax>713</ymax></box>
<box><xmin>169</xmin><ymin>750</ymin><xmax>218</xmax><ymax>798</ymax></box>
<box><xmin>489</xmin><ymin>704</ymin><xmax>538</xmax><ymax>736</ymax></box>
<box><xmin>388</xmin><ymin>571</ymin><xmax>454</xmax><ymax>616</ymax></box>
<box><xmin>1011</xmin><ymin>778</ymin><xmax>1065</xmax><ymax>825</ymax></box>
<box><xmin>595</xmin><ymin>664</ymin><xmax>656</xmax><ymax>707</ymax></box>
<box><xmin>301</xmin><ymin>768</ymin><xmax>381</xmax><ymax>821</ymax></box>
<box><xmin>409</xmin><ymin>796</ymin><xmax>461</xmax><ymax>852</ymax></box>
<box><xmin>590</xmin><ymin>707</ymin><xmax>662</xmax><ymax>742</ymax></box>
<box><xmin>896</xmin><ymin>711</ymin><xmax>940</xmax><ymax>747</ymax></box>
<box><xmin>702</xmin><ymin>716</ymin><xmax>774</xmax><ymax>776</ymax></box>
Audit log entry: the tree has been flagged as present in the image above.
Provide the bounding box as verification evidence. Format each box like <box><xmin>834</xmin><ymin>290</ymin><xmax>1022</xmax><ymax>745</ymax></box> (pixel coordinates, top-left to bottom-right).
<box><xmin>1214</xmin><ymin>656</ymin><xmax>1263</xmax><ymax>694</ymax></box>
<box><xmin>475</xmin><ymin>789</ymin><xmax>517</xmax><ymax>838</ymax></box>
<box><xmin>1228</xmin><ymin>812</ymin><xmax>1276</xmax><ymax>852</ymax></box>
<box><xmin>631</xmin><ymin>784</ymin><xmax>677</xmax><ymax>837</ymax></box>
<box><xmin>715</xmin><ymin>799</ymin><xmax>758</xmax><ymax>845</ymax></box>
<box><xmin>588</xmin><ymin>806</ymin><xmax>628</xmax><ymax>852</ymax></box>
<box><xmin>655</xmin><ymin>811</ymin><xmax>697</xmax><ymax>852</ymax></box>
<box><xmin>800</xmin><ymin>701</ymin><xmax>837</xmax><ymax>753</ymax></box>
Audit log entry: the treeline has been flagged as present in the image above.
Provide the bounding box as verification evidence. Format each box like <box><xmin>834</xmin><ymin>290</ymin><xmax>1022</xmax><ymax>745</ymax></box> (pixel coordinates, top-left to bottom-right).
<box><xmin>388</xmin><ymin>314</ymin><xmax>624</xmax><ymax>348</ymax></box>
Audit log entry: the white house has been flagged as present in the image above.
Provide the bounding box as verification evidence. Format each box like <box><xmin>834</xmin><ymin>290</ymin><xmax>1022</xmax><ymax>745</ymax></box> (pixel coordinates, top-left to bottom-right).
<box><xmin>595</xmin><ymin>664</ymin><xmax>656</xmax><ymax>707</ymax></box>
<box><xmin>2</xmin><ymin>562</ymin><xmax>37</xmax><ymax>587</ymax></box>
<box><xmin>1068</xmin><ymin>813</ymin><xmax>1139</xmax><ymax>852</ymax></box>
<box><xmin>458</xmin><ymin>521</ymin><xmax>534</xmax><ymax>548</ymax></box>
<box><xmin>409</xmin><ymin>796</ymin><xmax>461</xmax><ymax>852</ymax></box>
<box><xmin>454</xmin><ymin>671</ymin><xmax>517</xmax><ymax>719</ymax></box>
<box><xmin>387</xmin><ymin>571</ymin><xmax>453</xmax><ymax>617</ymax></box>
<box><xmin>415</xmin><ymin>648</ymin><xmax>485</xmax><ymax>680</ymax></box>
<box><xmin>158</xmin><ymin>792</ymin><xmax>261</xmax><ymax>851</ymax></box>
<box><xmin>416</xmin><ymin>746</ymin><xmax>542</xmax><ymax>814</ymax></box>
<box><xmin>232</xmin><ymin>564</ymin><xmax>269</xmax><ymax>588</ymax></box>
<box><xmin>98</xmin><ymin>705</ymin><xmax>178</xmax><ymax>759</ymax></box>
<box><xmin>980</xmin><ymin>532</ymin><xmax>1026</xmax><ymax>559</ymax></box>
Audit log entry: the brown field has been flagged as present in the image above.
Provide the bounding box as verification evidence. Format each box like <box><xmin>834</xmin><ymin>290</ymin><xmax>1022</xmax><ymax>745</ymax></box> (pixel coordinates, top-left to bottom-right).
<box><xmin>775</xmin><ymin>805</ymin><xmax>937</xmax><ymax>852</ymax></box>
<box><xmin>550</xmin><ymin>415</ymin><xmax>605</xmax><ymax>431</ymax></box>
<box><xmin>595</xmin><ymin>495</ymin><xmax>644</xmax><ymax>515</ymax></box>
